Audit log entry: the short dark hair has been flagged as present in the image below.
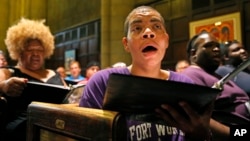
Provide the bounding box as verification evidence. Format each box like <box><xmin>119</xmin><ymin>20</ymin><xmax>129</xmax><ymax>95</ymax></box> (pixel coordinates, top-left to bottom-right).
<box><xmin>186</xmin><ymin>31</ymin><xmax>209</xmax><ymax>58</ymax></box>
<box><xmin>86</xmin><ymin>61</ymin><xmax>100</xmax><ymax>69</ymax></box>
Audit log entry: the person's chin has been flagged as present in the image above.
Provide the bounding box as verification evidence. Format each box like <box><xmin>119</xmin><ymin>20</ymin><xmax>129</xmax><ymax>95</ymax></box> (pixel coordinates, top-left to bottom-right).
<box><xmin>28</xmin><ymin>65</ymin><xmax>43</xmax><ymax>70</ymax></box>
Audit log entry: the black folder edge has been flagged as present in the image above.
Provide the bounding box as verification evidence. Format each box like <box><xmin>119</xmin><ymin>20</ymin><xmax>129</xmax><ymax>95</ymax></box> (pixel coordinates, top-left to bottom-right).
<box><xmin>20</xmin><ymin>82</ymin><xmax>85</xmax><ymax>104</ymax></box>
<box><xmin>103</xmin><ymin>73</ymin><xmax>222</xmax><ymax>115</ymax></box>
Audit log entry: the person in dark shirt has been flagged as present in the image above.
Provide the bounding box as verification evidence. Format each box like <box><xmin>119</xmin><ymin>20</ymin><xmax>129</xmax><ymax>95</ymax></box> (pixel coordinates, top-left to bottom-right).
<box><xmin>0</xmin><ymin>18</ymin><xmax>66</xmax><ymax>141</ymax></box>
<box><xmin>216</xmin><ymin>40</ymin><xmax>250</xmax><ymax>96</ymax></box>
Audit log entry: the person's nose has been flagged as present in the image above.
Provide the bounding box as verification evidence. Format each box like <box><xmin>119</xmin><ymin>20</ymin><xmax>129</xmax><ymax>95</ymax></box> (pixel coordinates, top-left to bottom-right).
<box><xmin>240</xmin><ymin>48</ymin><xmax>246</xmax><ymax>54</ymax></box>
<box><xmin>213</xmin><ymin>45</ymin><xmax>220</xmax><ymax>51</ymax></box>
<box><xmin>30</xmin><ymin>50</ymin><xmax>40</xmax><ymax>55</ymax></box>
<box><xmin>142</xmin><ymin>28</ymin><xmax>155</xmax><ymax>39</ymax></box>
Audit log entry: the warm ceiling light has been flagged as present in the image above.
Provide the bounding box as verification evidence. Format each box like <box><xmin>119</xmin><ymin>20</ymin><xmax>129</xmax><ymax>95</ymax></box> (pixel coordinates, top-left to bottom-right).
<box><xmin>214</xmin><ymin>21</ymin><xmax>222</xmax><ymax>26</ymax></box>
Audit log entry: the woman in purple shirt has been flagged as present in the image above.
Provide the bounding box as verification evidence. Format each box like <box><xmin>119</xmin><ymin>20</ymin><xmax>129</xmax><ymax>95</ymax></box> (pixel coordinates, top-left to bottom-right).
<box><xmin>79</xmin><ymin>6</ymin><xmax>212</xmax><ymax>141</ymax></box>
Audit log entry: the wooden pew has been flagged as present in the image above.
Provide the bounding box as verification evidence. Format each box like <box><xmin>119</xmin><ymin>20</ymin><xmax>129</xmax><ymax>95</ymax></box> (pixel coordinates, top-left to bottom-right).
<box><xmin>27</xmin><ymin>102</ymin><xmax>127</xmax><ymax>141</ymax></box>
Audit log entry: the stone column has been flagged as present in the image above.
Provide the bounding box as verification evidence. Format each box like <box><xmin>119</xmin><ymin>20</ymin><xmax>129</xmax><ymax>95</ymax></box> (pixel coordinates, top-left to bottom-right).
<box><xmin>100</xmin><ymin>0</ymin><xmax>134</xmax><ymax>68</ymax></box>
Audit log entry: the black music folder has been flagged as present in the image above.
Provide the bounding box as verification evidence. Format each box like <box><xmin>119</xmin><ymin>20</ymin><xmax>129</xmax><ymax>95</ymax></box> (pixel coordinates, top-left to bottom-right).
<box><xmin>22</xmin><ymin>81</ymin><xmax>84</xmax><ymax>104</ymax></box>
<box><xmin>103</xmin><ymin>73</ymin><xmax>222</xmax><ymax>114</ymax></box>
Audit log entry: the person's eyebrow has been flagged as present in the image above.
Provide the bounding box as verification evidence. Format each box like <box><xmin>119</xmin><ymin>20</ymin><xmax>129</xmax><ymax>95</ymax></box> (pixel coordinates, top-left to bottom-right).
<box><xmin>130</xmin><ymin>17</ymin><xmax>162</xmax><ymax>26</ymax></box>
<box><xmin>130</xmin><ymin>19</ymin><xmax>142</xmax><ymax>25</ymax></box>
<box><xmin>150</xmin><ymin>17</ymin><xmax>162</xmax><ymax>23</ymax></box>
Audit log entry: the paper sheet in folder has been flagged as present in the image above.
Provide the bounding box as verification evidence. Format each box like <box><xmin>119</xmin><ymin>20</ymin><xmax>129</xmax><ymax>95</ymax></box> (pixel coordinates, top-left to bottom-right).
<box><xmin>22</xmin><ymin>81</ymin><xmax>84</xmax><ymax>104</ymax></box>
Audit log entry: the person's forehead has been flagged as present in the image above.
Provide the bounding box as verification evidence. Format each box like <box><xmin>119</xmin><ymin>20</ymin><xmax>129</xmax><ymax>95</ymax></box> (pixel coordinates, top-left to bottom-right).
<box><xmin>196</xmin><ymin>33</ymin><xmax>218</xmax><ymax>45</ymax></box>
<box><xmin>135</xmin><ymin>7</ymin><xmax>157</xmax><ymax>15</ymax></box>
<box><xmin>58</xmin><ymin>67</ymin><xmax>64</xmax><ymax>71</ymax></box>
<box><xmin>180</xmin><ymin>61</ymin><xmax>188</xmax><ymax>65</ymax></box>
<box><xmin>177</xmin><ymin>62</ymin><xmax>187</xmax><ymax>67</ymax></box>
<box><xmin>25</xmin><ymin>41</ymin><xmax>44</xmax><ymax>49</ymax></box>
<box><xmin>27</xmin><ymin>39</ymin><xmax>42</xmax><ymax>45</ymax></box>
<box><xmin>71</xmin><ymin>63</ymin><xmax>79</xmax><ymax>67</ymax></box>
<box><xmin>199</xmin><ymin>33</ymin><xmax>216</xmax><ymax>41</ymax></box>
<box><xmin>128</xmin><ymin>8</ymin><xmax>163</xmax><ymax>24</ymax></box>
<box><xmin>229</xmin><ymin>43</ymin><xmax>243</xmax><ymax>49</ymax></box>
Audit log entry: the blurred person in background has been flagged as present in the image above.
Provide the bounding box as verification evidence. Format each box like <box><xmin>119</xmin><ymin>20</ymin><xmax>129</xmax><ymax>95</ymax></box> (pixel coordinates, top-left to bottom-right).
<box><xmin>78</xmin><ymin>61</ymin><xmax>100</xmax><ymax>85</ymax></box>
<box><xmin>56</xmin><ymin>66</ymin><xmax>67</xmax><ymax>79</ymax></box>
<box><xmin>0</xmin><ymin>50</ymin><xmax>8</xmax><ymax>67</ymax></box>
<box><xmin>175</xmin><ymin>59</ymin><xmax>189</xmax><ymax>73</ymax></box>
<box><xmin>216</xmin><ymin>40</ymin><xmax>250</xmax><ymax>96</ymax></box>
<box><xmin>67</xmin><ymin>61</ymin><xmax>100</xmax><ymax>104</ymax></box>
<box><xmin>65</xmin><ymin>60</ymin><xmax>85</xmax><ymax>82</ymax></box>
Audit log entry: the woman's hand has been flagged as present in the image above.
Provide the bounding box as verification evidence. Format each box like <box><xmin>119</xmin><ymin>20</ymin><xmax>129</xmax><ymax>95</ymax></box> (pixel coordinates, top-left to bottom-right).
<box><xmin>1</xmin><ymin>77</ymin><xmax>28</xmax><ymax>97</ymax></box>
<box><xmin>155</xmin><ymin>101</ymin><xmax>213</xmax><ymax>140</ymax></box>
